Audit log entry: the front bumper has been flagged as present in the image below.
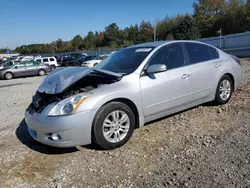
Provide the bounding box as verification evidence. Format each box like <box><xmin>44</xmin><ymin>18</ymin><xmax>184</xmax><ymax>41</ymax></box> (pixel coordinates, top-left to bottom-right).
<box><xmin>25</xmin><ymin>106</ymin><xmax>94</xmax><ymax>148</ymax></box>
<box><xmin>0</xmin><ymin>72</ymin><xmax>5</xmax><ymax>79</ymax></box>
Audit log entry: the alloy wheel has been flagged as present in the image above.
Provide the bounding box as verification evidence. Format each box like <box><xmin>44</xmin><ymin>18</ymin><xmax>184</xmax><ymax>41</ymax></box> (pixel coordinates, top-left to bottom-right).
<box><xmin>102</xmin><ymin>110</ymin><xmax>130</xmax><ymax>143</ymax></box>
<box><xmin>219</xmin><ymin>79</ymin><xmax>231</xmax><ymax>101</ymax></box>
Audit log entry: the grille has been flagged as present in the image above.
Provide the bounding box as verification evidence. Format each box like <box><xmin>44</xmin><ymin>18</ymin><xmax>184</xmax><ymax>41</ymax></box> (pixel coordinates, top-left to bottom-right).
<box><xmin>31</xmin><ymin>91</ymin><xmax>59</xmax><ymax>112</ymax></box>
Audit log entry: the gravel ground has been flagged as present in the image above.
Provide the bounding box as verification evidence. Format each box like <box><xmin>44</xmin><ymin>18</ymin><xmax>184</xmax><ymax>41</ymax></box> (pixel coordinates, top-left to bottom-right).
<box><xmin>0</xmin><ymin>59</ymin><xmax>250</xmax><ymax>188</ymax></box>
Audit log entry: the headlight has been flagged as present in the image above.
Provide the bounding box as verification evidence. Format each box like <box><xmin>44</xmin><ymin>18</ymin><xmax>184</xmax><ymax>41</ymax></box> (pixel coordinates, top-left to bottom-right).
<box><xmin>48</xmin><ymin>95</ymin><xmax>88</xmax><ymax>116</ymax></box>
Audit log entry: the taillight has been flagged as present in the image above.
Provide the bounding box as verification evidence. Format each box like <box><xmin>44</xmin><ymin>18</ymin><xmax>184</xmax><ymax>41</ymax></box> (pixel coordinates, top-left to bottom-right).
<box><xmin>231</xmin><ymin>55</ymin><xmax>241</xmax><ymax>65</ymax></box>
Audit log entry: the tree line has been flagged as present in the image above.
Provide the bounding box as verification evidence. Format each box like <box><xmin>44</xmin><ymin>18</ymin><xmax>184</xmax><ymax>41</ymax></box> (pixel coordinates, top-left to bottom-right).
<box><xmin>4</xmin><ymin>0</ymin><xmax>250</xmax><ymax>54</ymax></box>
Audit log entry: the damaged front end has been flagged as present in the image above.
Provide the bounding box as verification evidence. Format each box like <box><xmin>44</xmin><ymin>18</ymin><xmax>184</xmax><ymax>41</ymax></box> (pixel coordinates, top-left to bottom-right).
<box><xmin>29</xmin><ymin>67</ymin><xmax>122</xmax><ymax>113</ymax></box>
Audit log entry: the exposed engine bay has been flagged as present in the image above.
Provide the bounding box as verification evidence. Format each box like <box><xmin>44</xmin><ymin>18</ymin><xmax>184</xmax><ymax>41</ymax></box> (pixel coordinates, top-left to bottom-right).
<box><xmin>31</xmin><ymin>70</ymin><xmax>121</xmax><ymax>112</ymax></box>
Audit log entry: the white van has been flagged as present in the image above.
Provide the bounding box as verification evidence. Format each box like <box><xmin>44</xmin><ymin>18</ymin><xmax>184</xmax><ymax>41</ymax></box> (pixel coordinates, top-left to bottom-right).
<box><xmin>35</xmin><ymin>57</ymin><xmax>58</xmax><ymax>69</ymax></box>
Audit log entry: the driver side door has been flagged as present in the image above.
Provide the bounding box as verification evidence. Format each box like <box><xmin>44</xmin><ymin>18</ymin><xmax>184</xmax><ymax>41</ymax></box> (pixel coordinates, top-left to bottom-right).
<box><xmin>140</xmin><ymin>43</ymin><xmax>193</xmax><ymax>120</ymax></box>
<box><xmin>13</xmin><ymin>63</ymin><xmax>29</xmax><ymax>77</ymax></box>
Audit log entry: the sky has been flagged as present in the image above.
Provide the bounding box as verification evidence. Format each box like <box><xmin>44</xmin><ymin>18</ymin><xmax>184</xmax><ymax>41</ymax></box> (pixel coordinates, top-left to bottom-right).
<box><xmin>0</xmin><ymin>0</ymin><xmax>197</xmax><ymax>49</ymax></box>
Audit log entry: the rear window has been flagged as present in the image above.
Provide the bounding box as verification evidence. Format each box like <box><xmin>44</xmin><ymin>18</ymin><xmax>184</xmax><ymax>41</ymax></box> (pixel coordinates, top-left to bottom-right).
<box><xmin>36</xmin><ymin>59</ymin><xmax>42</xmax><ymax>63</ymax></box>
<box><xmin>185</xmin><ymin>43</ymin><xmax>211</xmax><ymax>64</ymax></box>
<box><xmin>49</xmin><ymin>58</ymin><xmax>55</xmax><ymax>62</ymax></box>
<box><xmin>209</xmin><ymin>46</ymin><xmax>219</xmax><ymax>59</ymax></box>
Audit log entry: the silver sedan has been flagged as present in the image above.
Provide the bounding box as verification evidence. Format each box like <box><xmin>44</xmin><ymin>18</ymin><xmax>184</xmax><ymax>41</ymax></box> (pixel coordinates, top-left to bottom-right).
<box><xmin>25</xmin><ymin>41</ymin><xmax>241</xmax><ymax>149</ymax></box>
<box><xmin>0</xmin><ymin>61</ymin><xmax>51</xmax><ymax>80</ymax></box>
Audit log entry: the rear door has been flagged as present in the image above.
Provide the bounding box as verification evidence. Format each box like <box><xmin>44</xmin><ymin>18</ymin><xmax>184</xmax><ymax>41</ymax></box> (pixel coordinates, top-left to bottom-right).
<box><xmin>140</xmin><ymin>43</ymin><xmax>193</xmax><ymax>118</ymax></box>
<box><xmin>25</xmin><ymin>61</ymin><xmax>40</xmax><ymax>75</ymax></box>
<box><xmin>184</xmin><ymin>42</ymin><xmax>221</xmax><ymax>101</ymax></box>
<box><xmin>42</xmin><ymin>58</ymin><xmax>49</xmax><ymax>66</ymax></box>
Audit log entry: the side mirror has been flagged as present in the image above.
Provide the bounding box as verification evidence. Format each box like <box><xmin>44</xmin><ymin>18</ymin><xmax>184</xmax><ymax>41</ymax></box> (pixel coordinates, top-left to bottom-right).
<box><xmin>14</xmin><ymin>66</ymin><xmax>17</xmax><ymax>69</ymax></box>
<box><xmin>146</xmin><ymin>64</ymin><xmax>167</xmax><ymax>74</ymax></box>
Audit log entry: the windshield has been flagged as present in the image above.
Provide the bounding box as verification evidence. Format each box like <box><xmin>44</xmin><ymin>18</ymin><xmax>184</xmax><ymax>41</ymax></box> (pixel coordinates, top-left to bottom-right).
<box><xmin>95</xmin><ymin>47</ymin><xmax>154</xmax><ymax>75</ymax></box>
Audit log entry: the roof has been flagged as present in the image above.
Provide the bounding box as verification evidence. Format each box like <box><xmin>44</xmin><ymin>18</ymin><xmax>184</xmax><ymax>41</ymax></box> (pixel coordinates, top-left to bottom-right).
<box><xmin>129</xmin><ymin>41</ymin><xmax>170</xmax><ymax>48</ymax></box>
<box><xmin>128</xmin><ymin>40</ymin><xmax>220</xmax><ymax>49</ymax></box>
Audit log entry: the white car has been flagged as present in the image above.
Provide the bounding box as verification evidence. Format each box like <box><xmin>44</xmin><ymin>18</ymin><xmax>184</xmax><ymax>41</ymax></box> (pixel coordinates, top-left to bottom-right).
<box><xmin>82</xmin><ymin>55</ymin><xmax>110</xmax><ymax>67</ymax></box>
<box><xmin>35</xmin><ymin>57</ymin><xmax>58</xmax><ymax>69</ymax></box>
<box><xmin>20</xmin><ymin>56</ymin><xmax>34</xmax><ymax>62</ymax></box>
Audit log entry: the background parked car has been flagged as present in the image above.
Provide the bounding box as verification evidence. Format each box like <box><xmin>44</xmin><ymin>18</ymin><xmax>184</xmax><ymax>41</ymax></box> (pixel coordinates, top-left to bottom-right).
<box><xmin>53</xmin><ymin>55</ymin><xmax>62</xmax><ymax>63</ymax></box>
<box><xmin>61</xmin><ymin>52</ymin><xmax>87</xmax><ymax>63</ymax></box>
<box><xmin>0</xmin><ymin>60</ymin><xmax>15</xmax><ymax>69</ymax></box>
<box><xmin>82</xmin><ymin>54</ymin><xmax>110</xmax><ymax>67</ymax></box>
<box><xmin>19</xmin><ymin>56</ymin><xmax>34</xmax><ymax>62</ymax></box>
<box><xmin>60</xmin><ymin>55</ymin><xmax>96</xmax><ymax>67</ymax></box>
<box><xmin>35</xmin><ymin>57</ymin><xmax>58</xmax><ymax>69</ymax></box>
<box><xmin>0</xmin><ymin>61</ymin><xmax>51</xmax><ymax>80</ymax></box>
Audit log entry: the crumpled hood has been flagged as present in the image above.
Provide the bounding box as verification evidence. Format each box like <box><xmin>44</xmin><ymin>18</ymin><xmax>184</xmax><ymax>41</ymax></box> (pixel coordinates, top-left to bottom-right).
<box><xmin>38</xmin><ymin>67</ymin><xmax>92</xmax><ymax>94</ymax></box>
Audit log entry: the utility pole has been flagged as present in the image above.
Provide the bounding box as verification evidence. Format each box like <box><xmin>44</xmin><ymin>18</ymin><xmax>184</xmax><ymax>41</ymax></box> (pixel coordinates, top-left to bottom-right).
<box><xmin>154</xmin><ymin>23</ymin><xmax>156</xmax><ymax>42</ymax></box>
<box><xmin>144</xmin><ymin>23</ymin><xmax>157</xmax><ymax>42</ymax></box>
<box><xmin>218</xmin><ymin>28</ymin><xmax>222</xmax><ymax>49</ymax></box>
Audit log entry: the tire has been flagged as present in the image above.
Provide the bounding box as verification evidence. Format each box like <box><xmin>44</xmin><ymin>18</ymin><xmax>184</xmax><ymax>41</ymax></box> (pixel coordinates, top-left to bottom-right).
<box><xmin>92</xmin><ymin>102</ymin><xmax>135</xmax><ymax>150</ymax></box>
<box><xmin>214</xmin><ymin>75</ymin><xmax>233</xmax><ymax>105</ymax></box>
<box><xmin>4</xmin><ymin>72</ymin><xmax>13</xmax><ymax>80</ymax></box>
<box><xmin>38</xmin><ymin>69</ymin><xmax>46</xmax><ymax>76</ymax></box>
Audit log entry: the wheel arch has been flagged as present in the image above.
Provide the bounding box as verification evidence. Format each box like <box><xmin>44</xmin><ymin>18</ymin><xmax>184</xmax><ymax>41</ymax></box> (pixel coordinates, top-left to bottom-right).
<box><xmin>102</xmin><ymin>98</ymin><xmax>140</xmax><ymax>129</ymax></box>
<box><xmin>4</xmin><ymin>71</ymin><xmax>14</xmax><ymax>79</ymax></box>
<box><xmin>223</xmin><ymin>73</ymin><xmax>235</xmax><ymax>91</ymax></box>
<box><xmin>38</xmin><ymin>68</ymin><xmax>46</xmax><ymax>74</ymax></box>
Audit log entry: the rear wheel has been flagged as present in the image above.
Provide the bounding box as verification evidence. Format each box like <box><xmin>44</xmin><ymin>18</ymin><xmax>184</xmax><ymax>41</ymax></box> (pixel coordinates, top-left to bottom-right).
<box><xmin>38</xmin><ymin>69</ymin><xmax>46</xmax><ymax>76</ymax></box>
<box><xmin>214</xmin><ymin>75</ymin><xmax>233</xmax><ymax>105</ymax></box>
<box><xmin>92</xmin><ymin>102</ymin><xmax>135</xmax><ymax>150</ymax></box>
<box><xmin>4</xmin><ymin>72</ymin><xmax>13</xmax><ymax>80</ymax></box>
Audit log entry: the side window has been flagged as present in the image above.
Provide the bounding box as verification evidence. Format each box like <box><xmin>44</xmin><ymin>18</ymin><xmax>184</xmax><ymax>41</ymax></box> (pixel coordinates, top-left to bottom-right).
<box><xmin>16</xmin><ymin>63</ymin><xmax>26</xmax><ymax>68</ymax></box>
<box><xmin>209</xmin><ymin>46</ymin><xmax>219</xmax><ymax>59</ymax></box>
<box><xmin>149</xmin><ymin>43</ymin><xmax>185</xmax><ymax>70</ymax></box>
<box><xmin>6</xmin><ymin>61</ymin><xmax>13</xmax><ymax>66</ymax></box>
<box><xmin>36</xmin><ymin>59</ymin><xmax>42</xmax><ymax>63</ymax></box>
<box><xmin>185</xmin><ymin>43</ymin><xmax>211</xmax><ymax>64</ymax></box>
<box><xmin>26</xmin><ymin>62</ymin><xmax>34</xmax><ymax>67</ymax></box>
<box><xmin>43</xmin><ymin>58</ymin><xmax>49</xmax><ymax>63</ymax></box>
<box><xmin>49</xmin><ymin>58</ymin><xmax>55</xmax><ymax>62</ymax></box>
<box><xmin>71</xmin><ymin>54</ymin><xmax>77</xmax><ymax>58</ymax></box>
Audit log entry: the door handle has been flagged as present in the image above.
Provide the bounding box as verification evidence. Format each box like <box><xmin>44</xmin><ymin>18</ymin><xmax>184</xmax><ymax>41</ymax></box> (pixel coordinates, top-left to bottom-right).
<box><xmin>181</xmin><ymin>74</ymin><xmax>190</xmax><ymax>79</ymax></box>
<box><xmin>215</xmin><ymin>64</ymin><xmax>222</xmax><ymax>68</ymax></box>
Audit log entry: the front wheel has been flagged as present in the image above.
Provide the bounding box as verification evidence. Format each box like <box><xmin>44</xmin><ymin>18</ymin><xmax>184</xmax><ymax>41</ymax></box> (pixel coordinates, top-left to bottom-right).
<box><xmin>4</xmin><ymin>72</ymin><xmax>13</xmax><ymax>80</ymax></box>
<box><xmin>92</xmin><ymin>102</ymin><xmax>135</xmax><ymax>150</ymax></box>
<box><xmin>214</xmin><ymin>75</ymin><xmax>233</xmax><ymax>105</ymax></box>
